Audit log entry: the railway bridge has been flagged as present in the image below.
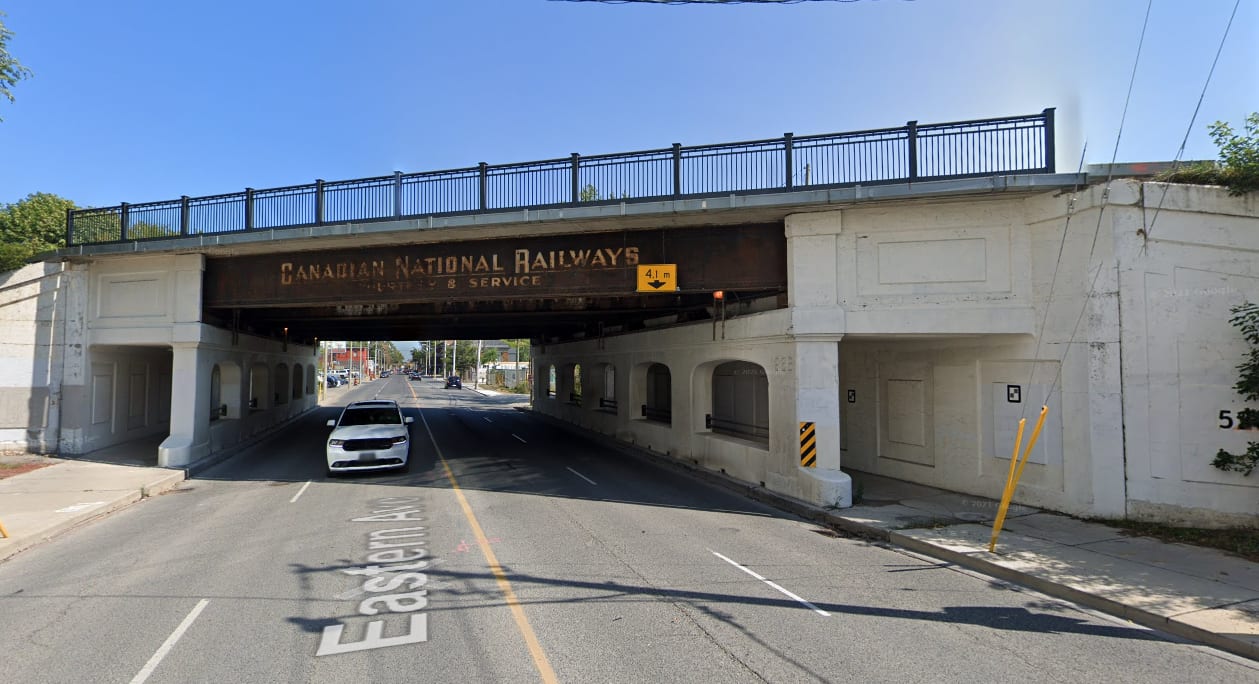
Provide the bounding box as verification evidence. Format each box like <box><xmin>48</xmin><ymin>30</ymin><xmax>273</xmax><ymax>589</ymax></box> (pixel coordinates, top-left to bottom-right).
<box><xmin>16</xmin><ymin>109</ymin><xmax>1207</xmax><ymax>520</ymax></box>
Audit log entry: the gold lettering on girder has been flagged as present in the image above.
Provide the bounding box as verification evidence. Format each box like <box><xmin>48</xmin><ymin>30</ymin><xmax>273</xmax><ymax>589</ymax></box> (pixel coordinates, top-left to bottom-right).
<box><xmin>277</xmin><ymin>244</ymin><xmax>639</xmax><ymax>293</ymax></box>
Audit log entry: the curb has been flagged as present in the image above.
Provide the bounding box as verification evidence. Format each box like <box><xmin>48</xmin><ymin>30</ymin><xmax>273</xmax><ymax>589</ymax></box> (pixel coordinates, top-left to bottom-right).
<box><xmin>522</xmin><ymin>408</ymin><xmax>893</xmax><ymax>542</ymax></box>
<box><xmin>0</xmin><ymin>469</ymin><xmax>186</xmax><ymax>564</ymax></box>
<box><xmin>524</xmin><ymin>408</ymin><xmax>1258</xmax><ymax>662</ymax></box>
<box><xmin>890</xmin><ymin>531</ymin><xmax>1259</xmax><ymax>662</ymax></box>
<box><xmin>141</xmin><ymin>470</ymin><xmax>190</xmax><ymax>498</ymax></box>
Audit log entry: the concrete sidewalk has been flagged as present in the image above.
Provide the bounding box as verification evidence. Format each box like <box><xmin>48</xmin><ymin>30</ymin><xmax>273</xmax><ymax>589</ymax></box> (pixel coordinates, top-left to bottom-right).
<box><xmin>832</xmin><ymin>472</ymin><xmax>1259</xmax><ymax>662</ymax></box>
<box><xmin>1</xmin><ymin>447</ymin><xmax>1257</xmax><ymax>662</ymax></box>
<box><xmin>0</xmin><ymin>457</ymin><xmax>185</xmax><ymax>563</ymax></box>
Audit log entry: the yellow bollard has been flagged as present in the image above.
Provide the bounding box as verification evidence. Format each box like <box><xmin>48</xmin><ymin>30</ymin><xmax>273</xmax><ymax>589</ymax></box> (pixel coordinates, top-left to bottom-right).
<box><xmin>1001</xmin><ymin>419</ymin><xmax>1027</xmax><ymax>502</ymax></box>
<box><xmin>0</xmin><ymin>518</ymin><xmax>9</xmax><ymax>539</ymax></box>
<box><xmin>989</xmin><ymin>418</ymin><xmax>1026</xmax><ymax>552</ymax></box>
<box><xmin>988</xmin><ymin>405</ymin><xmax>1049</xmax><ymax>552</ymax></box>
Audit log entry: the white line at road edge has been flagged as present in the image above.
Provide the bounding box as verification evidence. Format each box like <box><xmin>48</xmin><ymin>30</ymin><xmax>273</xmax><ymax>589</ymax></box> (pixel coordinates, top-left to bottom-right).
<box><xmin>130</xmin><ymin>599</ymin><xmax>210</xmax><ymax>684</ymax></box>
<box><xmin>512</xmin><ymin>434</ymin><xmax>527</xmax><ymax>443</ymax></box>
<box><xmin>566</xmin><ymin>467</ymin><xmax>597</xmax><ymax>486</ymax></box>
<box><xmin>289</xmin><ymin>480</ymin><xmax>312</xmax><ymax>503</ymax></box>
<box><xmin>711</xmin><ymin>551</ymin><xmax>831</xmax><ymax>617</ymax></box>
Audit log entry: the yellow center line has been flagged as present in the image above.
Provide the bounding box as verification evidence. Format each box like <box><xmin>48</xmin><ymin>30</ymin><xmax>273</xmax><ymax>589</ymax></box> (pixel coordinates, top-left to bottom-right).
<box><xmin>407</xmin><ymin>383</ymin><xmax>558</xmax><ymax>684</ymax></box>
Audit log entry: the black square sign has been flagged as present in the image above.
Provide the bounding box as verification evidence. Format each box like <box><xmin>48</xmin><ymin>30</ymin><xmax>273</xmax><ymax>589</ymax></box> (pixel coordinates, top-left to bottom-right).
<box><xmin>1007</xmin><ymin>384</ymin><xmax>1021</xmax><ymax>403</ymax></box>
<box><xmin>847</xmin><ymin>389</ymin><xmax>856</xmax><ymax>403</ymax></box>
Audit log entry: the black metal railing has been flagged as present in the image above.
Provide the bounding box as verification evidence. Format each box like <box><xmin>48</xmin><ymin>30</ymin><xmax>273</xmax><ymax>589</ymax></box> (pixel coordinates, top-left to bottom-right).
<box><xmin>707</xmin><ymin>415</ymin><xmax>770</xmax><ymax>445</ymax></box>
<box><xmin>641</xmin><ymin>405</ymin><xmax>672</xmax><ymax>424</ymax></box>
<box><xmin>67</xmin><ymin>109</ymin><xmax>1055</xmax><ymax>246</ymax></box>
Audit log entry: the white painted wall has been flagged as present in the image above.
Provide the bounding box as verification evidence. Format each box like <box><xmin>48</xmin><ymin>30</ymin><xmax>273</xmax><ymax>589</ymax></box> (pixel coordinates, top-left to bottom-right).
<box><xmin>534</xmin><ymin>181</ymin><xmax>1259</xmax><ymax>527</ymax></box>
<box><xmin>0</xmin><ymin>261</ymin><xmax>69</xmax><ymax>452</ymax></box>
<box><xmin>1118</xmin><ymin>183</ymin><xmax>1259</xmax><ymax>526</ymax></box>
<box><xmin>56</xmin><ymin>253</ymin><xmax>318</xmax><ymax>465</ymax></box>
<box><xmin>533</xmin><ymin>306</ymin><xmax>852</xmax><ymax>507</ymax></box>
<box><xmin>796</xmin><ymin>187</ymin><xmax>1127</xmax><ymax>519</ymax></box>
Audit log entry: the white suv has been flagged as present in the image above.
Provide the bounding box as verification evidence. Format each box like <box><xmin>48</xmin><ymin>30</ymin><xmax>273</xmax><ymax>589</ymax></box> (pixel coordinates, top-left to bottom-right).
<box><xmin>325</xmin><ymin>400</ymin><xmax>413</xmax><ymax>475</ymax></box>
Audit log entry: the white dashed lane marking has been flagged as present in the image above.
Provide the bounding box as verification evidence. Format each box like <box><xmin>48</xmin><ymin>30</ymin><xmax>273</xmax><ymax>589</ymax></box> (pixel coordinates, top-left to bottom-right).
<box><xmin>711</xmin><ymin>551</ymin><xmax>830</xmax><ymax>617</ymax></box>
<box><xmin>130</xmin><ymin>599</ymin><xmax>210</xmax><ymax>683</ymax></box>
<box><xmin>566</xmin><ymin>467</ymin><xmax>597</xmax><ymax>486</ymax></box>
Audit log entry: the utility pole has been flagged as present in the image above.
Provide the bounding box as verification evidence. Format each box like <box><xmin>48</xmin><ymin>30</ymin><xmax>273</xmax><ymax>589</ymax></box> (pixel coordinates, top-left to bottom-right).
<box><xmin>475</xmin><ymin>339</ymin><xmax>483</xmax><ymax>389</ymax></box>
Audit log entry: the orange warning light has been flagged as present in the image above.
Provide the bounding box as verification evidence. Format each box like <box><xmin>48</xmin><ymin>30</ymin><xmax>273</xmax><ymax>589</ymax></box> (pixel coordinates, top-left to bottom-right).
<box><xmin>713</xmin><ymin>290</ymin><xmax>724</xmax><ymax>301</ymax></box>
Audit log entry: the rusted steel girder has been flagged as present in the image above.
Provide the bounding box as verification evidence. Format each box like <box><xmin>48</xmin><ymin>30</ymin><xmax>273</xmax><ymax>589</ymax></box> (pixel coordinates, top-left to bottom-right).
<box><xmin>203</xmin><ymin>224</ymin><xmax>785</xmax><ymax>308</ymax></box>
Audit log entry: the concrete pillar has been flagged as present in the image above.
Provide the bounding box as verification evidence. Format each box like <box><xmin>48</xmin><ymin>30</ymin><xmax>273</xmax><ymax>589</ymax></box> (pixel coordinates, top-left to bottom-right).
<box><xmin>794</xmin><ymin>340</ymin><xmax>853</xmax><ymax>507</ymax></box>
<box><xmin>159</xmin><ymin>342</ymin><xmax>211</xmax><ymax>467</ymax></box>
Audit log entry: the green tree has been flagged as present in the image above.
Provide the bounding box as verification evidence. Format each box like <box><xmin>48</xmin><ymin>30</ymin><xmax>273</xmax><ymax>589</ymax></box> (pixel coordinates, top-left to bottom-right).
<box><xmin>507</xmin><ymin>338</ymin><xmax>531</xmax><ymax>364</ymax></box>
<box><xmin>453</xmin><ymin>342</ymin><xmax>478</xmax><ymax>376</ymax></box>
<box><xmin>1211</xmin><ymin>113</ymin><xmax>1259</xmax><ymax>195</ymax></box>
<box><xmin>0</xmin><ymin>192</ymin><xmax>75</xmax><ymax>272</ymax></box>
<box><xmin>578</xmin><ymin>184</ymin><xmax>628</xmax><ymax>202</ymax></box>
<box><xmin>0</xmin><ymin>12</ymin><xmax>33</xmax><ymax>120</ymax></box>
<box><xmin>1159</xmin><ymin>113</ymin><xmax>1259</xmax><ymax>196</ymax></box>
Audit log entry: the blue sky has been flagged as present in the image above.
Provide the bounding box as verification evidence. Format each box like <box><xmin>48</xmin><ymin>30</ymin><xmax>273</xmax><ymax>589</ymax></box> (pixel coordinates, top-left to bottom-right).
<box><xmin>0</xmin><ymin>0</ymin><xmax>1254</xmax><ymax>211</ymax></box>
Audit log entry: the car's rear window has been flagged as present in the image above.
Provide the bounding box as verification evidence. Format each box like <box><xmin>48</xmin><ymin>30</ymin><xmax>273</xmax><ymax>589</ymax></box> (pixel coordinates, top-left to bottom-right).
<box><xmin>338</xmin><ymin>408</ymin><xmax>402</xmax><ymax>426</ymax></box>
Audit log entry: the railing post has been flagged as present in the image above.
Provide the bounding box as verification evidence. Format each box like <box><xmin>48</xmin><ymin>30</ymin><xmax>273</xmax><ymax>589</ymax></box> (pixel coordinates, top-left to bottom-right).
<box><xmin>672</xmin><ymin>143</ymin><xmax>682</xmax><ymax>197</ymax></box>
<box><xmin>180</xmin><ymin>196</ymin><xmax>190</xmax><ymax>236</ymax></box>
<box><xmin>784</xmin><ymin>132</ymin><xmax>794</xmax><ymax>189</ymax></box>
<box><xmin>1043</xmin><ymin>107</ymin><xmax>1056</xmax><ymax>173</ymax></box>
<box><xmin>570</xmin><ymin>153</ymin><xmax>580</xmax><ymax>204</ymax></box>
<box><xmin>315</xmin><ymin>179</ymin><xmax>325</xmax><ymax>224</ymax></box>
<box><xmin>906</xmin><ymin>120</ymin><xmax>919</xmax><ymax>181</ymax></box>
<box><xmin>244</xmin><ymin>188</ymin><xmax>254</xmax><ymax>231</ymax></box>
<box><xmin>478</xmin><ymin>162</ymin><xmax>488</xmax><ymax>211</ymax></box>
<box><xmin>120</xmin><ymin>202</ymin><xmax>130</xmax><ymax>241</ymax></box>
<box><xmin>393</xmin><ymin>171</ymin><xmax>403</xmax><ymax>217</ymax></box>
<box><xmin>65</xmin><ymin>208</ymin><xmax>74</xmax><ymax>247</ymax></box>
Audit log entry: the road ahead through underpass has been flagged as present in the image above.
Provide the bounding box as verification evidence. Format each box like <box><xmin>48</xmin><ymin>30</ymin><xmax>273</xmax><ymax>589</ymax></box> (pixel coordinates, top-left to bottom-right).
<box><xmin>0</xmin><ymin>376</ymin><xmax>1253</xmax><ymax>683</ymax></box>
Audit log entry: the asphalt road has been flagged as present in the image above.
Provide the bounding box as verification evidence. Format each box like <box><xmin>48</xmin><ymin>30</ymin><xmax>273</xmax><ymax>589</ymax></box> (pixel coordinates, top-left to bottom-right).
<box><xmin>0</xmin><ymin>377</ymin><xmax>1256</xmax><ymax>683</ymax></box>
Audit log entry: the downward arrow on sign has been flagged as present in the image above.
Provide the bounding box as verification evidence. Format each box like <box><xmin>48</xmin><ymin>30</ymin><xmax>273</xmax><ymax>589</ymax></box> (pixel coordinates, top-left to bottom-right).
<box><xmin>648</xmin><ymin>280</ymin><xmax>666</xmax><ymax>289</ymax></box>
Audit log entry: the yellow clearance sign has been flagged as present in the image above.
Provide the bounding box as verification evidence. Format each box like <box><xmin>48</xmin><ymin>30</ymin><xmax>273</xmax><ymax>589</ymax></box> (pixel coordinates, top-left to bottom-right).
<box><xmin>636</xmin><ymin>264</ymin><xmax>678</xmax><ymax>293</ymax></box>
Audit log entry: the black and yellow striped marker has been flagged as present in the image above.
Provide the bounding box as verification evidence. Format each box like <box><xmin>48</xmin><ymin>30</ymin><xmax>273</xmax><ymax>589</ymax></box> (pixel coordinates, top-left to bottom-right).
<box><xmin>799</xmin><ymin>422</ymin><xmax>816</xmax><ymax>467</ymax></box>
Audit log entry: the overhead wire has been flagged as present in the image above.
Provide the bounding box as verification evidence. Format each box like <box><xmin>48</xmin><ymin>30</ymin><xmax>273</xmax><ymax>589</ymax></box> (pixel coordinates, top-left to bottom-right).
<box><xmin>1017</xmin><ymin>0</ymin><xmax>1152</xmax><ymax>431</ymax></box>
<box><xmin>1143</xmin><ymin>0</ymin><xmax>1241</xmax><ymax>243</ymax></box>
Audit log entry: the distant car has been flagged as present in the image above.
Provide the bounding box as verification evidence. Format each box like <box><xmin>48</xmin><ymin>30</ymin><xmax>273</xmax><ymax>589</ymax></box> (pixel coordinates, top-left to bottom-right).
<box><xmin>325</xmin><ymin>400</ymin><xmax>413</xmax><ymax>475</ymax></box>
<box><xmin>326</xmin><ymin>375</ymin><xmax>341</xmax><ymax>388</ymax></box>
<box><xmin>410</xmin><ymin>372</ymin><xmax>421</xmax><ymax>381</ymax></box>
<box><xmin>445</xmin><ymin>375</ymin><xmax>462</xmax><ymax>389</ymax></box>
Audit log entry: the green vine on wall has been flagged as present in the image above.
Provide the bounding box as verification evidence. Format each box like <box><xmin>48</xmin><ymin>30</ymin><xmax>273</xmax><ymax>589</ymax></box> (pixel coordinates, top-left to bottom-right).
<box><xmin>1214</xmin><ymin>302</ymin><xmax>1259</xmax><ymax>475</ymax></box>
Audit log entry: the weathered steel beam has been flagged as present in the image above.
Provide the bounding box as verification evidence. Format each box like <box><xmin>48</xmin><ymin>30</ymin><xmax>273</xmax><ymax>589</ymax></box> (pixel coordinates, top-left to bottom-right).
<box><xmin>204</xmin><ymin>224</ymin><xmax>786</xmax><ymax>309</ymax></box>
